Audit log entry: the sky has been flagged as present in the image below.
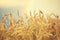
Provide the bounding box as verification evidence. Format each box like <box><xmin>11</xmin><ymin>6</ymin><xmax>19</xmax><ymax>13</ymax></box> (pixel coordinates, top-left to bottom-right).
<box><xmin>0</xmin><ymin>0</ymin><xmax>60</xmax><ymax>17</ymax></box>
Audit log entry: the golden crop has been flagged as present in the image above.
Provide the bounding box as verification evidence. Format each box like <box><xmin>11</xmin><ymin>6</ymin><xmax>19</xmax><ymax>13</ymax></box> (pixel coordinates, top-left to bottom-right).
<box><xmin>0</xmin><ymin>10</ymin><xmax>60</xmax><ymax>40</ymax></box>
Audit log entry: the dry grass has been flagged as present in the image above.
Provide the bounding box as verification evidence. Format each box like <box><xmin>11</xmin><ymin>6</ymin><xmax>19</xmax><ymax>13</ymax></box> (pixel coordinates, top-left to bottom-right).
<box><xmin>0</xmin><ymin>10</ymin><xmax>60</xmax><ymax>40</ymax></box>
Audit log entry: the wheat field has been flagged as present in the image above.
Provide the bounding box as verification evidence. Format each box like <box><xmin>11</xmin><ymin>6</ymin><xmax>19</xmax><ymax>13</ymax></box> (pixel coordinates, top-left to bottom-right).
<box><xmin>0</xmin><ymin>10</ymin><xmax>60</xmax><ymax>40</ymax></box>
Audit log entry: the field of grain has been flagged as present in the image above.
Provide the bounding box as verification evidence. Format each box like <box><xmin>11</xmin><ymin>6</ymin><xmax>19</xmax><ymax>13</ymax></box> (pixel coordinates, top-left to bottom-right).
<box><xmin>0</xmin><ymin>10</ymin><xmax>60</xmax><ymax>40</ymax></box>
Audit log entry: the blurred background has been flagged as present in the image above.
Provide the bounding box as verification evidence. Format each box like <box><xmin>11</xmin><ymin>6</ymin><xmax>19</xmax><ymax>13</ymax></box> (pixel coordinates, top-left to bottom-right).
<box><xmin>0</xmin><ymin>0</ymin><xmax>60</xmax><ymax>20</ymax></box>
